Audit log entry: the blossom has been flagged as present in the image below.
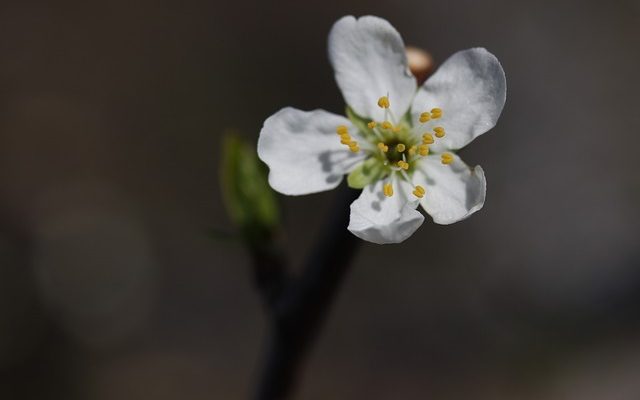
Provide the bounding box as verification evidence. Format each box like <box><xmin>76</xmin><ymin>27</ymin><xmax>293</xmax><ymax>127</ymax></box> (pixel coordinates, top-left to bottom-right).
<box><xmin>258</xmin><ymin>15</ymin><xmax>506</xmax><ymax>244</ymax></box>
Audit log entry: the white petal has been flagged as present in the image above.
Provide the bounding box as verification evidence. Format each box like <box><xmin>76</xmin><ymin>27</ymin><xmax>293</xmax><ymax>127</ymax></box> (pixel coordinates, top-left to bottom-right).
<box><xmin>328</xmin><ymin>15</ymin><xmax>417</xmax><ymax>122</ymax></box>
<box><xmin>413</xmin><ymin>154</ymin><xmax>486</xmax><ymax>225</ymax></box>
<box><xmin>412</xmin><ymin>48</ymin><xmax>506</xmax><ymax>151</ymax></box>
<box><xmin>257</xmin><ymin>108</ymin><xmax>365</xmax><ymax>195</ymax></box>
<box><xmin>348</xmin><ymin>177</ymin><xmax>424</xmax><ymax>244</ymax></box>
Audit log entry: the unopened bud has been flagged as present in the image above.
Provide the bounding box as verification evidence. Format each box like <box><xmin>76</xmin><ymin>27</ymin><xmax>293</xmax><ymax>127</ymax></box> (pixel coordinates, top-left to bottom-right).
<box><xmin>406</xmin><ymin>46</ymin><xmax>434</xmax><ymax>86</ymax></box>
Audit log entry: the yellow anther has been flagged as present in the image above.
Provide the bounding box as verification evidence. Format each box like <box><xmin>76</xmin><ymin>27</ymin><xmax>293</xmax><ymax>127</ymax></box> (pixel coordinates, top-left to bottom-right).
<box><xmin>378</xmin><ymin>96</ymin><xmax>390</xmax><ymax>109</ymax></box>
<box><xmin>418</xmin><ymin>144</ymin><xmax>429</xmax><ymax>156</ymax></box>
<box><xmin>367</xmin><ymin>121</ymin><xmax>377</xmax><ymax>129</ymax></box>
<box><xmin>397</xmin><ymin>160</ymin><xmax>409</xmax><ymax>170</ymax></box>
<box><xmin>336</xmin><ymin>125</ymin><xmax>349</xmax><ymax>135</ymax></box>
<box><xmin>383</xmin><ymin>183</ymin><xmax>394</xmax><ymax>197</ymax></box>
<box><xmin>340</xmin><ymin>135</ymin><xmax>352</xmax><ymax>145</ymax></box>
<box><xmin>377</xmin><ymin>142</ymin><xmax>389</xmax><ymax>152</ymax></box>
<box><xmin>408</xmin><ymin>145</ymin><xmax>417</xmax><ymax>156</ymax></box>
<box><xmin>382</xmin><ymin>121</ymin><xmax>393</xmax><ymax>129</ymax></box>
<box><xmin>396</xmin><ymin>143</ymin><xmax>406</xmax><ymax>152</ymax></box>
<box><xmin>434</xmin><ymin>127</ymin><xmax>445</xmax><ymax>138</ymax></box>
<box><xmin>441</xmin><ymin>152</ymin><xmax>454</xmax><ymax>165</ymax></box>
<box><xmin>413</xmin><ymin>185</ymin><xmax>426</xmax><ymax>198</ymax></box>
<box><xmin>422</xmin><ymin>133</ymin><xmax>434</xmax><ymax>144</ymax></box>
<box><xmin>419</xmin><ymin>112</ymin><xmax>431</xmax><ymax>123</ymax></box>
<box><xmin>431</xmin><ymin>108</ymin><xmax>442</xmax><ymax>118</ymax></box>
<box><xmin>392</xmin><ymin>125</ymin><xmax>401</xmax><ymax>133</ymax></box>
<box><xmin>349</xmin><ymin>144</ymin><xmax>360</xmax><ymax>153</ymax></box>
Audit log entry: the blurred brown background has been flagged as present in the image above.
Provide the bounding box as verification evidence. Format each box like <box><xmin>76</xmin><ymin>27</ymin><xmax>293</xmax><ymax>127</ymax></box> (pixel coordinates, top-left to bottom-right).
<box><xmin>1</xmin><ymin>0</ymin><xmax>639</xmax><ymax>399</ymax></box>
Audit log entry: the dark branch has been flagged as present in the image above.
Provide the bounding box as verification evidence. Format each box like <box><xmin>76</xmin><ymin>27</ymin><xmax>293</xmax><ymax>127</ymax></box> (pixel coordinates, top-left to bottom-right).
<box><xmin>251</xmin><ymin>183</ymin><xmax>362</xmax><ymax>400</ymax></box>
<box><xmin>247</xmin><ymin>228</ymin><xmax>289</xmax><ymax>309</ymax></box>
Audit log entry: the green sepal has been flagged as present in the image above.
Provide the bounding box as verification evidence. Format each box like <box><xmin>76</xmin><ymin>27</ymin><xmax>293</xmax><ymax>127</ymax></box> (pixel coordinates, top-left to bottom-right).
<box><xmin>345</xmin><ymin>106</ymin><xmax>374</xmax><ymax>138</ymax></box>
<box><xmin>400</xmin><ymin>109</ymin><xmax>413</xmax><ymax>127</ymax></box>
<box><xmin>220</xmin><ymin>133</ymin><xmax>280</xmax><ymax>234</ymax></box>
<box><xmin>347</xmin><ymin>157</ymin><xmax>385</xmax><ymax>189</ymax></box>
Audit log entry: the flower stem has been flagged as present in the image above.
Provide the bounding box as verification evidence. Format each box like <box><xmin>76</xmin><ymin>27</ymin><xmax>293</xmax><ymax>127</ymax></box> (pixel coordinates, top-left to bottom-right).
<box><xmin>251</xmin><ymin>182</ymin><xmax>362</xmax><ymax>400</ymax></box>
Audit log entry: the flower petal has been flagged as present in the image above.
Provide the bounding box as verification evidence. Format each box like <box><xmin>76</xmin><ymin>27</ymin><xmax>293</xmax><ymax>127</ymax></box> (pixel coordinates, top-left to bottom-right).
<box><xmin>348</xmin><ymin>177</ymin><xmax>424</xmax><ymax>244</ymax></box>
<box><xmin>258</xmin><ymin>107</ymin><xmax>366</xmax><ymax>195</ymax></box>
<box><xmin>328</xmin><ymin>15</ymin><xmax>417</xmax><ymax>122</ymax></box>
<box><xmin>412</xmin><ymin>48</ymin><xmax>506</xmax><ymax>151</ymax></box>
<box><xmin>413</xmin><ymin>154</ymin><xmax>486</xmax><ymax>225</ymax></box>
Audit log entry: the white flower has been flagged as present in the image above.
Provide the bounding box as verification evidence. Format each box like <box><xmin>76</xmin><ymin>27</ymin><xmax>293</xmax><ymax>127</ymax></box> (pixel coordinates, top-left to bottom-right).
<box><xmin>258</xmin><ymin>15</ymin><xmax>506</xmax><ymax>244</ymax></box>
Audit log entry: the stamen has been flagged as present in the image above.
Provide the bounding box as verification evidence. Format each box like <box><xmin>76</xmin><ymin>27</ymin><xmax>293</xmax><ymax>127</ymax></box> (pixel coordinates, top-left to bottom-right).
<box><xmin>397</xmin><ymin>160</ymin><xmax>409</xmax><ymax>170</ymax></box>
<box><xmin>336</xmin><ymin>125</ymin><xmax>349</xmax><ymax>135</ymax></box>
<box><xmin>434</xmin><ymin>127</ymin><xmax>445</xmax><ymax>138</ymax></box>
<box><xmin>396</xmin><ymin>143</ymin><xmax>406</xmax><ymax>152</ymax></box>
<box><xmin>441</xmin><ymin>152</ymin><xmax>454</xmax><ymax>165</ymax></box>
<box><xmin>367</xmin><ymin>121</ymin><xmax>377</xmax><ymax>129</ymax></box>
<box><xmin>377</xmin><ymin>142</ymin><xmax>389</xmax><ymax>153</ymax></box>
<box><xmin>419</xmin><ymin>112</ymin><xmax>431</xmax><ymax>123</ymax></box>
<box><xmin>383</xmin><ymin>182</ymin><xmax>394</xmax><ymax>197</ymax></box>
<box><xmin>408</xmin><ymin>145</ymin><xmax>417</xmax><ymax>156</ymax></box>
<box><xmin>398</xmin><ymin>168</ymin><xmax>412</xmax><ymax>183</ymax></box>
<box><xmin>418</xmin><ymin>144</ymin><xmax>429</xmax><ymax>156</ymax></box>
<box><xmin>340</xmin><ymin>135</ymin><xmax>352</xmax><ymax>145</ymax></box>
<box><xmin>392</xmin><ymin>125</ymin><xmax>401</xmax><ymax>133</ymax></box>
<box><xmin>431</xmin><ymin>108</ymin><xmax>442</xmax><ymax>119</ymax></box>
<box><xmin>382</xmin><ymin>121</ymin><xmax>393</xmax><ymax>130</ymax></box>
<box><xmin>348</xmin><ymin>141</ymin><xmax>360</xmax><ymax>153</ymax></box>
<box><xmin>413</xmin><ymin>185</ymin><xmax>426</xmax><ymax>198</ymax></box>
<box><xmin>422</xmin><ymin>133</ymin><xmax>434</xmax><ymax>144</ymax></box>
<box><xmin>378</xmin><ymin>96</ymin><xmax>390</xmax><ymax>109</ymax></box>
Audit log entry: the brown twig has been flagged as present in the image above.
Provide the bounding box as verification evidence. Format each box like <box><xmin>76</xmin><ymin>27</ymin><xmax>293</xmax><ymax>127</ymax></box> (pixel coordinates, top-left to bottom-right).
<box><xmin>250</xmin><ymin>183</ymin><xmax>361</xmax><ymax>400</ymax></box>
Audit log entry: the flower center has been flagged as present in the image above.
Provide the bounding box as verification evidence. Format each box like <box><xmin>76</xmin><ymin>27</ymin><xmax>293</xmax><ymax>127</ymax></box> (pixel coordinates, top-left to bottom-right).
<box><xmin>378</xmin><ymin>138</ymin><xmax>407</xmax><ymax>163</ymax></box>
<box><xmin>336</xmin><ymin>95</ymin><xmax>454</xmax><ymax>199</ymax></box>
